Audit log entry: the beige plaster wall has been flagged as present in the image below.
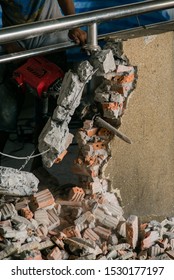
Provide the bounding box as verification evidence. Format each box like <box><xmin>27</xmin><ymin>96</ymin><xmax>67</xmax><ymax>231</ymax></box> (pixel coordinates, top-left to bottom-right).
<box><xmin>105</xmin><ymin>32</ymin><xmax>174</xmax><ymax>221</ymax></box>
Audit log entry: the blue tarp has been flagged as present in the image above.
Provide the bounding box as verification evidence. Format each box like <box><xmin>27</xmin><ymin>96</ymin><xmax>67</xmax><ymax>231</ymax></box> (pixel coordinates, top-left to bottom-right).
<box><xmin>74</xmin><ymin>0</ymin><xmax>169</xmax><ymax>34</ymax></box>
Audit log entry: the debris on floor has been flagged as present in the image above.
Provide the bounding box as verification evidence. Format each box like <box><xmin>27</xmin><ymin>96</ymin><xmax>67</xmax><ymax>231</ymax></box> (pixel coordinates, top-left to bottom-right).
<box><xmin>0</xmin><ymin>187</ymin><xmax>174</xmax><ymax>260</ymax></box>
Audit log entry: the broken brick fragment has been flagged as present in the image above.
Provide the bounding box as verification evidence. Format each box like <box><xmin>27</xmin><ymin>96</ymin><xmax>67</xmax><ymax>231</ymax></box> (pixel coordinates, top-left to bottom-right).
<box><xmin>113</xmin><ymin>73</ymin><xmax>135</xmax><ymax>84</ymax></box>
<box><xmin>126</xmin><ymin>215</ymin><xmax>138</xmax><ymax>249</ymax></box>
<box><xmin>47</xmin><ymin>208</ymin><xmax>60</xmax><ymax>230</ymax></box>
<box><xmin>62</xmin><ymin>226</ymin><xmax>81</xmax><ymax>238</ymax></box>
<box><xmin>148</xmin><ymin>244</ymin><xmax>164</xmax><ymax>258</ymax></box>
<box><xmin>93</xmin><ymin>226</ymin><xmax>111</xmax><ymax>240</ymax></box>
<box><xmin>97</xmin><ymin>128</ymin><xmax>112</xmax><ymax>138</ymax></box>
<box><xmin>102</xmin><ymin>102</ymin><xmax>119</xmax><ymax>111</ymax></box>
<box><xmin>21</xmin><ymin>207</ymin><xmax>33</xmax><ymax>220</ymax></box>
<box><xmin>51</xmin><ymin>235</ymin><xmax>65</xmax><ymax>250</ymax></box>
<box><xmin>0</xmin><ymin>203</ymin><xmax>17</xmax><ymax>220</ymax></box>
<box><xmin>54</xmin><ymin>150</ymin><xmax>68</xmax><ymax>164</ymax></box>
<box><xmin>68</xmin><ymin>186</ymin><xmax>85</xmax><ymax>201</ymax></box>
<box><xmin>92</xmin><ymin>142</ymin><xmax>107</xmax><ymax>151</ymax></box>
<box><xmin>86</xmin><ymin>127</ymin><xmax>99</xmax><ymax>137</ymax></box>
<box><xmin>141</xmin><ymin>231</ymin><xmax>160</xmax><ymax>250</ymax></box>
<box><xmin>30</xmin><ymin>189</ymin><xmax>55</xmax><ymax>211</ymax></box>
<box><xmin>34</xmin><ymin>209</ymin><xmax>49</xmax><ymax>226</ymax></box>
<box><xmin>157</xmin><ymin>238</ymin><xmax>169</xmax><ymax>249</ymax></box>
<box><xmin>83</xmin><ymin>228</ymin><xmax>100</xmax><ymax>242</ymax></box>
<box><xmin>36</xmin><ymin>225</ymin><xmax>48</xmax><ymax>238</ymax></box>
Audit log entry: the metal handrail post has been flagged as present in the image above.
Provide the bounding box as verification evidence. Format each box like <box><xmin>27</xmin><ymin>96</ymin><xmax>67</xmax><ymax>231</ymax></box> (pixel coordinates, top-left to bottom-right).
<box><xmin>87</xmin><ymin>23</ymin><xmax>99</xmax><ymax>51</ymax></box>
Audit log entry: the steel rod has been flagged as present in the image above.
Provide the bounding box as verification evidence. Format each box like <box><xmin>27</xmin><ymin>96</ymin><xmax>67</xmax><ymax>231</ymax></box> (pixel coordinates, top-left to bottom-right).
<box><xmin>0</xmin><ymin>0</ymin><xmax>173</xmax><ymax>44</ymax></box>
<box><xmin>95</xmin><ymin>116</ymin><xmax>132</xmax><ymax>144</ymax></box>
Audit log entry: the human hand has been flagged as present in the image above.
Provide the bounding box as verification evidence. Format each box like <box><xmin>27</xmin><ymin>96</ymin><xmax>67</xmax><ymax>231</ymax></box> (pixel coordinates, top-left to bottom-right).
<box><xmin>68</xmin><ymin>28</ymin><xmax>87</xmax><ymax>46</ymax></box>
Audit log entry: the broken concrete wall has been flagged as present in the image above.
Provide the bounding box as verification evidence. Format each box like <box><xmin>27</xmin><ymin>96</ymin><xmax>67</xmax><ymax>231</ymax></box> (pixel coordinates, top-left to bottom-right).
<box><xmin>105</xmin><ymin>32</ymin><xmax>174</xmax><ymax>220</ymax></box>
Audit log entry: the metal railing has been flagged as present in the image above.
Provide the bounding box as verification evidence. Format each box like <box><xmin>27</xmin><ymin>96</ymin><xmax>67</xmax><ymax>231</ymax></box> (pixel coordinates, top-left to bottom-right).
<box><xmin>0</xmin><ymin>0</ymin><xmax>174</xmax><ymax>63</ymax></box>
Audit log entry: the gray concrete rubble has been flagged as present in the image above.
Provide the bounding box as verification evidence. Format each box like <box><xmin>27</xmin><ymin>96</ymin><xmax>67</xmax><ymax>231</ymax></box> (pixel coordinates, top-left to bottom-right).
<box><xmin>38</xmin><ymin>61</ymin><xmax>94</xmax><ymax>168</ymax></box>
<box><xmin>0</xmin><ymin>166</ymin><xmax>38</xmax><ymax>196</ymax></box>
<box><xmin>90</xmin><ymin>49</ymin><xmax>116</xmax><ymax>75</ymax></box>
<box><xmin>38</xmin><ymin>118</ymin><xmax>74</xmax><ymax>168</ymax></box>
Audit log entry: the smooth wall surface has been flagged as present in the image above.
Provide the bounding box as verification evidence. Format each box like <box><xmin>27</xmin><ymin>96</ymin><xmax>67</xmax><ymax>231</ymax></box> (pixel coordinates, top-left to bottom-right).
<box><xmin>105</xmin><ymin>32</ymin><xmax>174</xmax><ymax>221</ymax></box>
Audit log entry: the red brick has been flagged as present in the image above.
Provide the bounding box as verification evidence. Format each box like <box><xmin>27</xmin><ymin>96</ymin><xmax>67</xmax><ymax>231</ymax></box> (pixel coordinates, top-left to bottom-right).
<box><xmin>83</xmin><ymin>228</ymin><xmax>100</xmax><ymax>242</ymax></box>
<box><xmin>102</xmin><ymin>102</ymin><xmax>119</xmax><ymax>111</ymax></box>
<box><xmin>54</xmin><ymin>150</ymin><xmax>68</xmax><ymax>164</ymax></box>
<box><xmin>86</xmin><ymin>128</ymin><xmax>98</xmax><ymax>137</ymax></box>
<box><xmin>126</xmin><ymin>215</ymin><xmax>138</xmax><ymax>249</ymax></box>
<box><xmin>141</xmin><ymin>231</ymin><xmax>159</xmax><ymax>250</ymax></box>
<box><xmin>69</xmin><ymin>186</ymin><xmax>85</xmax><ymax>201</ymax></box>
<box><xmin>21</xmin><ymin>207</ymin><xmax>33</xmax><ymax>220</ymax></box>
<box><xmin>97</xmin><ymin>128</ymin><xmax>112</xmax><ymax>138</ymax></box>
<box><xmin>93</xmin><ymin>226</ymin><xmax>111</xmax><ymax>240</ymax></box>
<box><xmin>92</xmin><ymin>142</ymin><xmax>107</xmax><ymax>150</ymax></box>
<box><xmin>30</xmin><ymin>189</ymin><xmax>55</xmax><ymax>210</ymax></box>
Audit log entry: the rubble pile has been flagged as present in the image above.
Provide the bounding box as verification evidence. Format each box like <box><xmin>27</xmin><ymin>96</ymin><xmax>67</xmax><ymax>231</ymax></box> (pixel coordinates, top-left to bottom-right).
<box><xmin>1</xmin><ymin>42</ymin><xmax>172</xmax><ymax>260</ymax></box>
<box><xmin>0</xmin><ymin>187</ymin><xmax>174</xmax><ymax>260</ymax></box>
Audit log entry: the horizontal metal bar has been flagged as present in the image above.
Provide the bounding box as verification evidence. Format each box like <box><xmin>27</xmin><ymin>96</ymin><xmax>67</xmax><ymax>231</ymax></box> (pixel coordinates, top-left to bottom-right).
<box><xmin>0</xmin><ymin>41</ymin><xmax>76</xmax><ymax>63</ymax></box>
<box><xmin>0</xmin><ymin>0</ymin><xmax>174</xmax><ymax>44</ymax></box>
<box><xmin>1</xmin><ymin>18</ymin><xmax>174</xmax><ymax>64</ymax></box>
<box><xmin>98</xmin><ymin>19</ymin><xmax>174</xmax><ymax>40</ymax></box>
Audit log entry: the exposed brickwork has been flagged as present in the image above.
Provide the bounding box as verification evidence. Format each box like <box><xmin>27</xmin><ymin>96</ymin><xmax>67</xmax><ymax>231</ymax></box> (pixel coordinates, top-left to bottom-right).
<box><xmin>1</xmin><ymin>43</ymin><xmax>172</xmax><ymax>261</ymax></box>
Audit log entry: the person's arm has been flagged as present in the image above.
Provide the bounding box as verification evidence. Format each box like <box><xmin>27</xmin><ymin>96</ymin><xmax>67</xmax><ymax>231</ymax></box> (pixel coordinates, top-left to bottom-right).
<box><xmin>57</xmin><ymin>0</ymin><xmax>76</xmax><ymax>15</ymax></box>
<box><xmin>4</xmin><ymin>42</ymin><xmax>25</xmax><ymax>53</ymax></box>
<box><xmin>57</xmin><ymin>0</ymin><xmax>87</xmax><ymax>45</ymax></box>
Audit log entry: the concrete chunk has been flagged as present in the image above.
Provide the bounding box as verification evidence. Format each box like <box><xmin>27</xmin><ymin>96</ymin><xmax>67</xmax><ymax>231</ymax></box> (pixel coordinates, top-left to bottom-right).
<box><xmin>77</xmin><ymin>61</ymin><xmax>94</xmax><ymax>83</ymax></box>
<box><xmin>38</xmin><ymin>118</ymin><xmax>74</xmax><ymax>168</ymax></box>
<box><xmin>0</xmin><ymin>166</ymin><xmax>38</xmax><ymax>196</ymax></box>
<box><xmin>91</xmin><ymin>49</ymin><xmax>116</xmax><ymax>75</ymax></box>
